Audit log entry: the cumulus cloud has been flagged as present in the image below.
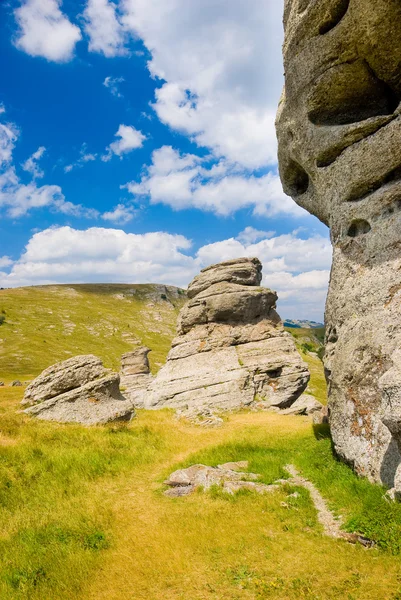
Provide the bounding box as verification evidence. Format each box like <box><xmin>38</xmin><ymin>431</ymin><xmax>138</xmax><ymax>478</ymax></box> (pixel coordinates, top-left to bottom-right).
<box><xmin>0</xmin><ymin>225</ymin><xmax>331</xmax><ymax>319</ymax></box>
<box><xmin>0</xmin><ymin>256</ymin><xmax>13</xmax><ymax>268</ymax></box>
<box><xmin>14</xmin><ymin>0</ymin><xmax>82</xmax><ymax>62</ymax></box>
<box><xmin>83</xmin><ymin>0</ymin><xmax>127</xmax><ymax>57</ymax></box>
<box><xmin>22</xmin><ymin>146</ymin><xmax>46</xmax><ymax>179</ymax></box>
<box><xmin>0</xmin><ymin>105</ymin><xmax>5</xmax><ymax>115</ymax></box>
<box><xmin>0</xmin><ymin>226</ymin><xmax>195</xmax><ymax>288</ymax></box>
<box><xmin>103</xmin><ymin>75</ymin><xmax>125</xmax><ymax>97</ymax></box>
<box><xmin>121</xmin><ymin>0</ymin><xmax>284</xmax><ymax>168</ymax></box>
<box><xmin>102</xmin><ymin>124</ymin><xmax>146</xmax><ymax>161</ymax></box>
<box><xmin>102</xmin><ymin>203</ymin><xmax>135</xmax><ymax>224</ymax></box>
<box><xmin>126</xmin><ymin>145</ymin><xmax>305</xmax><ymax>218</ymax></box>
<box><xmin>237</xmin><ymin>227</ymin><xmax>276</xmax><ymax>245</ymax></box>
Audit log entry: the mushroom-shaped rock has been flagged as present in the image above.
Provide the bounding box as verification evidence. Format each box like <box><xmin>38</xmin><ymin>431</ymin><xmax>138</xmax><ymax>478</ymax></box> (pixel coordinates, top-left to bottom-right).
<box><xmin>145</xmin><ymin>258</ymin><xmax>310</xmax><ymax>413</ymax></box>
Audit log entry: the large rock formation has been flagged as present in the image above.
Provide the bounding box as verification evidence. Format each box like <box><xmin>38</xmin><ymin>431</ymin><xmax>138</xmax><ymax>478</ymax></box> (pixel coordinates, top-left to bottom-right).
<box><xmin>145</xmin><ymin>258</ymin><xmax>309</xmax><ymax>412</ymax></box>
<box><xmin>22</xmin><ymin>355</ymin><xmax>135</xmax><ymax>424</ymax></box>
<box><xmin>276</xmin><ymin>1</ymin><xmax>401</xmax><ymax>491</ymax></box>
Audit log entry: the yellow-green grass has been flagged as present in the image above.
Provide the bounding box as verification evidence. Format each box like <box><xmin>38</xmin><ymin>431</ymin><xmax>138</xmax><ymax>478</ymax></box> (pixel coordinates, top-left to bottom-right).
<box><xmin>0</xmin><ymin>284</ymin><xmax>186</xmax><ymax>381</ymax></box>
<box><xmin>1</xmin><ymin>386</ymin><xmax>401</xmax><ymax>599</ymax></box>
<box><xmin>286</xmin><ymin>327</ymin><xmax>328</xmax><ymax>405</ymax></box>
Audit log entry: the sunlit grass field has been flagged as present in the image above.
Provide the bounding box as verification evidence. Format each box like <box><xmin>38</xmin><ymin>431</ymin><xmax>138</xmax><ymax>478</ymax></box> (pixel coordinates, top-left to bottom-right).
<box><xmin>0</xmin><ymin>283</ymin><xmax>185</xmax><ymax>382</ymax></box>
<box><xmin>1</xmin><ymin>285</ymin><xmax>399</xmax><ymax>599</ymax></box>
<box><xmin>1</xmin><ymin>385</ymin><xmax>401</xmax><ymax>600</ymax></box>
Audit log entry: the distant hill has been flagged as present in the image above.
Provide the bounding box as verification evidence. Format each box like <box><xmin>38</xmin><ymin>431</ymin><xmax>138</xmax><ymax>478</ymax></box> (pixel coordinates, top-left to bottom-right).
<box><xmin>0</xmin><ymin>284</ymin><xmax>186</xmax><ymax>380</ymax></box>
<box><xmin>284</xmin><ymin>319</ymin><xmax>324</xmax><ymax>329</ymax></box>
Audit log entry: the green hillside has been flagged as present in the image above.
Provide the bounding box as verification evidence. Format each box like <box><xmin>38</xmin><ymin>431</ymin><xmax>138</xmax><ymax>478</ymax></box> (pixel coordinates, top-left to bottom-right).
<box><xmin>0</xmin><ymin>284</ymin><xmax>186</xmax><ymax>382</ymax></box>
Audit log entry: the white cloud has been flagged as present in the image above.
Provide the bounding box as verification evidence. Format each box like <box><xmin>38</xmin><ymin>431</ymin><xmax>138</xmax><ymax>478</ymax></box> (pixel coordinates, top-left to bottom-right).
<box><xmin>0</xmin><ymin>123</ymin><xmax>19</xmax><ymax>167</ymax></box>
<box><xmin>102</xmin><ymin>203</ymin><xmax>135</xmax><ymax>224</ymax></box>
<box><xmin>64</xmin><ymin>144</ymin><xmax>97</xmax><ymax>173</ymax></box>
<box><xmin>102</xmin><ymin>124</ymin><xmax>146</xmax><ymax>161</ymax></box>
<box><xmin>0</xmin><ymin>225</ymin><xmax>331</xmax><ymax>319</ymax></box>
<box><xmin>237</xmin><ymin>227</ymin><xmax>275</xmax><ymax>245</ymax></box>
<box><xmin>22</xmin><ymin>146</ymin><xmax>46</xmax><ymax>179</ymax></box>
<box><xmin>83</xmin><ymin>0</ymin><xmax>126</xmax><ymax>57</ymax></box>
<box><xmin>0</xmin><ymin>117</ymin><xmax>97</xmax><ymax>219</ymax></box>
<box><xmin>126</xmin><ymin>145</ymin><xmax>305</xmax><ymax>218</ymax></box>
<box><xmin>14</xmin><ymin>0</ymin><xmax>82</xmax><ymax>62</ymax></box>
<box><xmin>0</xmin><ymin>256</ymin><xmax>13</xmax><ymax>268</ymax></box>
<box><xmin>121</xmin><ymin>0</ymin><xmax>284</xmax><ymax>168</ymax></box>
<box><xmin>1</xmin><ymin>226</ymin><xmax>195</xmax><ymax>288</ymax></box>
<box><xmin>0</xmin><ymin>105</ymin><xmax>5</xmax><ymax>115</ymax></box>
<box><xmin>103</xmin><ymin>75</ymin><xmax>125</xmax><ymax>97</ymax></box>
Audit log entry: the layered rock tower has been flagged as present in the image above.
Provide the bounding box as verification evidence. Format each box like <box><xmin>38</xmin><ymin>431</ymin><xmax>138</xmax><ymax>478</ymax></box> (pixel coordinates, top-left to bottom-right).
<box><xmin>145</xmin><ymin>258</ymin><xmax>309</xmax><ymax>412</ymax></box>
<box><xmin>276</xmin><ymin>1</ymin><xmax>401</xmax><ymax>491</ymax></box>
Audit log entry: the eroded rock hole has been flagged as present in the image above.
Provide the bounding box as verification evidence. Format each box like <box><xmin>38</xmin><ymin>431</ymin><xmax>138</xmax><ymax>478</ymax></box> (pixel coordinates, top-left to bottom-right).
<box><xmin>282</xmin><ymin>160</ymin><xmax>310</xmax><ymax>197</ymax></box>
<box><xmin>347</xmin><ymin>165</ymin><xmax>401</xmax><ymax>202</ymax></box>
<box><xmin>347</xmin><ymin>219</ymin><xmax>371</xmax><ymax>238</ymax></box>
<box><xmin>266</xmin><ymin>367</ymin><xmax>283</xmax><ymax>379</ymax></box>
<box><xmin>308</xmin><ymin>60</ymin><xmax>400</xmax><ymax>127</ymax></box>
<box><xmin>319</xmin><ymin>0</ymin><xmax>350</xmax><ymax>35</ymax></box>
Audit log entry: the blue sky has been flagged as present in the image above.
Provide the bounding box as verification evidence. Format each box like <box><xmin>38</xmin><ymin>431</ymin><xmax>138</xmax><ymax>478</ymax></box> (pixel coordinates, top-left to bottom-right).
<box><xmin>0</xmin><ymin>0</ymin><xmax>331</xmax><ymax>320</ymax></box>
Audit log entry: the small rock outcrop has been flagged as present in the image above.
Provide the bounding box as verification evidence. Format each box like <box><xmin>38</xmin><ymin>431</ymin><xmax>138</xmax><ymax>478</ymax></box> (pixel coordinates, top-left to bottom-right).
<box><xmin>120</xmin><ymin>347</ymin><xmax>153</xmax><ymax>408</ymax></box>
<box><xmin>164</xmin><ymin>461</ymin><xmax>281</xmax><ymax>497</ymax></box>
<box><xmin>276</xmin><ymin>1</ymin><xmax>401</xmax><ymax>492</ymax></box>
<box><xmin>145</xmin><ymin>258</ymin><xmax>309</xmax><ymax>413</ymax></box>
<box><xmin>22</xmin><ymin>355</ymin><xmax>135</xmax><ymax>424</ymax></box>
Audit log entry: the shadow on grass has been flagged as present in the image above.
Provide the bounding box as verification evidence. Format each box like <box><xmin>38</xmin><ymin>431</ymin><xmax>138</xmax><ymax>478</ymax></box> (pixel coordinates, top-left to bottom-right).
<box><xmin>312</xmin><ymin>423</ymin><xmax>331</xmax><ymax>440</ymax></box>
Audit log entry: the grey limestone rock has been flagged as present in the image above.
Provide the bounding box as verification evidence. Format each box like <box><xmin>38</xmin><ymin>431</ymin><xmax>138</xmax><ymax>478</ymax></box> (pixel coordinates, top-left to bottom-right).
<box><xmin>120</xmin><ymin>347</ymin><xmax>153</xmax><ymax>408</ymax></box>
<box><xmin>145</xmin><ymin>258</ymin><xmax>309</xmax><ymax>413</ymax></box>
<box><xmin>276</xmin><ymin>0</ymin><xmax>401</xmax><ymax>489</ymax></box>
<box><xmin>22</xmin><ymin>355</ymin><xmax>135</xmax><ymax>424</ymax></box>
<box><xmin>187</xmin><ymin>257</ymin><xmax>262</xmax><ymax>299</ymax></box>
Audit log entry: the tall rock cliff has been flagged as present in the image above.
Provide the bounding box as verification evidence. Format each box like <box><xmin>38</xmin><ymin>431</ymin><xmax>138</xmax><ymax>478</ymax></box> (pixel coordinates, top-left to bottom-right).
<box><xmin>145</xmin><ymin>258</ymin><xmax>310</xmax><ymax>412</ymax></box>
<box><xmin>276</xmin><ymin>0</ymin><xmax>401</xmax><ymax>492</ymax></box>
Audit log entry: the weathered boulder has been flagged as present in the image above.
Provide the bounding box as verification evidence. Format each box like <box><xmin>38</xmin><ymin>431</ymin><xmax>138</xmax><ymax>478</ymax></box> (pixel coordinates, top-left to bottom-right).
<box><xmin>145</xmin><ymin>258</ymin><xmax>309</xmax><ymax>413</ymax></box>
<box><xmin>187</xmin><ymin>257</ymin><xmax>262</xmax><ymax>299</ymax></box>
<box><xmin>120</xmin><ymin>347</ymin><xmax>153</xmax><ymax>408</ymax></box>
<box><xmin>276</xmin><ymin>1</ymin><xmax>401</xmax><ymax>490</ymax></box>
<box><xmin>22</xmin><ymin>355</ymin><xmax>106</xmax><ymax>405</ymax></box>
<box><xmin>22</xmin><ymin>355</ymin><xmax>135</xmax><ymax>424</ymax></box>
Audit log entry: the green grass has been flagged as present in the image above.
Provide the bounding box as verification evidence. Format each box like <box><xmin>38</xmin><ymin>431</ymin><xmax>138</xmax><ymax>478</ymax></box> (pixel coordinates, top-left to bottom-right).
<box><xmin>1</xmin><ymin>386</ymin><xmax>401</xmax><ymax>599</ymax></box>
<box><xmin>0</xmin><ymin>284</ymin><xmax>185</xmax><ymax>381</ymax></box>
<box><xmin>286</xmin><ymin>326</ymin><xmax>328</xmax><ymax>404</ymax></box>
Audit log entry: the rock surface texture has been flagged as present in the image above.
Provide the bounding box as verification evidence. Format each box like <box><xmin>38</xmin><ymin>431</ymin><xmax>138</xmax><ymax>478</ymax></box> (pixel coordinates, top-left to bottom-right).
<box><xmin>145</xmin><ymin>258</ymin><xmax>309</xmax><ymax>413</ymax></box>
<box><xmin>22</xmin><ymin>355</ymin><xmax>135</xmax><ymax>424</ymax></box>
<box><xmin>120</xmin><ymin>347</ymin><xmax>153</xmax><ymax>408</ymax></box>
<box><xmin>276</xmin><ymin>1</ymin><xmax>401</xmax><ymax>491</ymax></box>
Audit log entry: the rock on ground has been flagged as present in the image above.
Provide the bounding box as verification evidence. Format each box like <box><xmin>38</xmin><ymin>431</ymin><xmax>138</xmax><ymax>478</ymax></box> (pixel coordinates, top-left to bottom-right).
<box><xmin>120</xmin><ymin>347</ymin><xmax>153</xmax><ymax>408</ymax></box>
<box><xmin>145</xmin><ymin>258</ymin><xmax>309</xmax><ymax>413</ymax></box>
<box><xmin>22</xmin><ymin>355</ymin><xmax>135</xmax><ymax>424</ymax></box>
<box><xmin>276</xmin><ymin>1</ymin><xmax>401</xmax><ymax>492</ymax></box>
<box><xmin>164</xmin><ymin>462</ymin><xmax>280</xmax><ymax>497</ymax></box>
<box><xmin>279</xmin><ymin>394</ymin><xmax>324</xmax><ymax>417</ymax></box>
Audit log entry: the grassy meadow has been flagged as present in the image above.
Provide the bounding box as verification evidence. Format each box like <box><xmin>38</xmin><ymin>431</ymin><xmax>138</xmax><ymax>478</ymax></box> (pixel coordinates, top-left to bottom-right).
<box><xmin>1</xmin><ymin>285</ymin><xmax>400</xmax><ymax>599</ymax></box>
<box><xmin>0</xmin><ymin>284</ymin><xmax>185</xmax><ymax>381</ymax></box>
<box><xmin>1</xmin><ymin>387</ymin><xmax>401</xmax><ymax>599</ymax></box>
